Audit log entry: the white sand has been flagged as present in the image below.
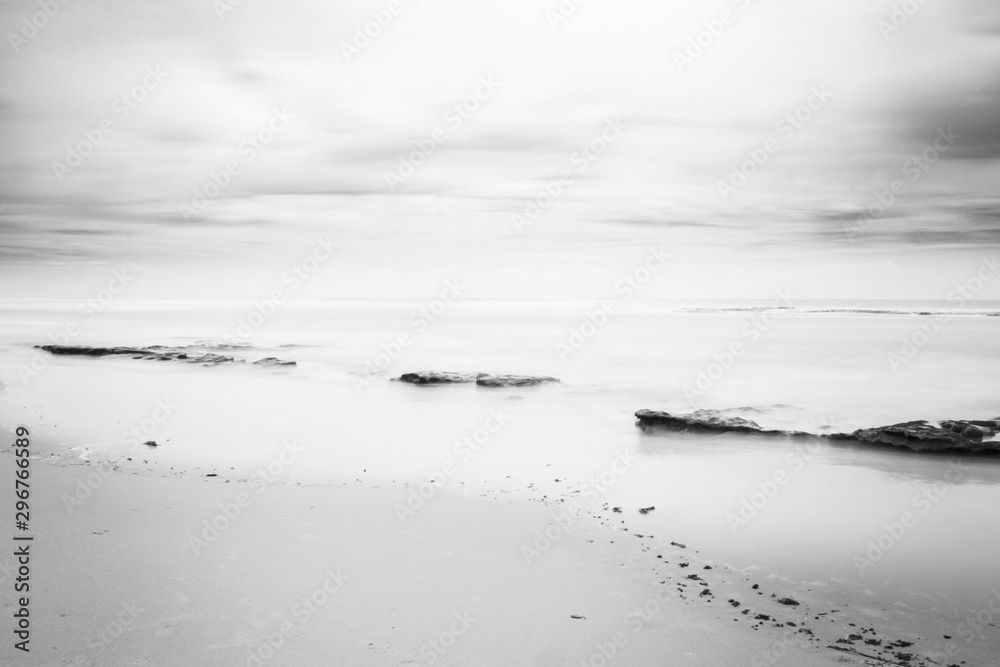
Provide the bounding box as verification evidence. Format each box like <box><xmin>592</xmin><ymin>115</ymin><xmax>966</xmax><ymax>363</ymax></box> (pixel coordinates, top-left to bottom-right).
<box><xmin>0</xmin><ymin>454</ymin><xmax>853</xmax><ymax>667</ymax></box>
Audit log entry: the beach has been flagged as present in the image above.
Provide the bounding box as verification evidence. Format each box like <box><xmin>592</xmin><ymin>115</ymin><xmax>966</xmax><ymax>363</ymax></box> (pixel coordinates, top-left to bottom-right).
<box><xmin>2</xmin><ymin>300</ymin><xmax>1000</xmax><ymax>666</ymax></box>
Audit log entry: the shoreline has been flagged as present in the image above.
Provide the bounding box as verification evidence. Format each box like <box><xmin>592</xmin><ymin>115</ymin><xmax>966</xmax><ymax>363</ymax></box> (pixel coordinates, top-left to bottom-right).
<box><xmin>1</xmin><ymin>443</ymin><xmax>963</xmax><ymax>666</ymax></box>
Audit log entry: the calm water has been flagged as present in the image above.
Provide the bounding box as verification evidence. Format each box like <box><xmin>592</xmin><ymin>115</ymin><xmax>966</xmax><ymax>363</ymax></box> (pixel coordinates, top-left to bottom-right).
<box><xmin>2</xmin><ymin>299</ymin><xmax>999</xmax><ymax>662</ymax></box>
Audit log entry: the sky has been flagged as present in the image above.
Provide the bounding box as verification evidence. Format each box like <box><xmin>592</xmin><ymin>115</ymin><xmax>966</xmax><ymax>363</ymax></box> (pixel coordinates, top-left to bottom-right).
<box><xmin>1</xmin><ymin>0</ymin><xmax>999</xmax><ymax>301</ymax></box>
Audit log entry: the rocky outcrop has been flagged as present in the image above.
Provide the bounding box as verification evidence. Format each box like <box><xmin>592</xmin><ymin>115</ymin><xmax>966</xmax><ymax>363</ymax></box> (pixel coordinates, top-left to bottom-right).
<box><xmin>396</xmin><ymin>372</ymin><xmax>559</xmax><ymax>387</ymax></box>
<box><xmin>396</xmin><ymin>371</ymin><xmax>487</xmax><ymax>384</ymax></box>
<box><xmin>252</xmin><ymin>357</ymin><xmax>297</xmax><ymax>367</ymax></box>
<box><xmin>476</xmin><ymin>375</ymin><xmax>560</xmax><ymax>388</ymax></box>
<box><xmin>635</xmin><ymin>408</ymin><xmax>1000</xmax><ymax>453</ymax></box>
<box><xmin>836</xmin><ymin>419</ymin><xmax>1000</xmax><ymax>453</ymax></box>
<box><xmin>35</xmin><ymin>345</ymin><xmax>295</xmax><ymax>368</ymax></box>
<box><xmin>634</xmin><ymin>409</ymin><xmax>811</xmax><ymax>437</ymax></box>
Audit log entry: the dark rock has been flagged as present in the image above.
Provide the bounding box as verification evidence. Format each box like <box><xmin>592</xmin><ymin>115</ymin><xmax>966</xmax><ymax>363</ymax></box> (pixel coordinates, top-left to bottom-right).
<box><xmin>476</xmin><ymin>374</ymin><xmax>560</xmax><ymax>387</ymax></box>
<box><xmin>35</xmin><ymin>344</ymin><xmax>293</xmax><ymax>369</ymax></box>
<box><xmin>844</xmin><ymin>419</ymin><xmax>1000</xmax><ymax>453</ymax></box>
<box><xmin>397</xmin><ymin>371</ymin><xmax>486</xmax><ymax>385</ymax></box>
<box><xmin>777</xmin><ymin>597</ymin><xmax>800</xmax><ymax>606</ymax></box>
<box><xmin>143</xmin><ymin>441</ymin><xmax>158</xmax><ymax>448</ymax></box>
<box><xmin>635</xmin><ymin>409</ymin><xmax>812</xmax><ymax>437</ymax></box>
<box><xmin>635</xmin><ymin>405</ymin><xmax>1000</xmax><ymax>454</ymax></box>
<box><xmin>638</xmin><ymin>506</ymin><xmax>655</xmax><ymax>514</ymax></box>
<box><xmin>252</xmin><ymin>357</ymin><xmax>297</xmax><ymax>367</ymax></box>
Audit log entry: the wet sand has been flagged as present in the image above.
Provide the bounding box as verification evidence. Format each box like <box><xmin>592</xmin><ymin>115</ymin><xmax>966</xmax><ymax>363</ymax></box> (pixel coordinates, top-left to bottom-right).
<box><xmin>0</xmin><ymin>448</ymin><xmax>862</xmax><ymax>667</ymax></box>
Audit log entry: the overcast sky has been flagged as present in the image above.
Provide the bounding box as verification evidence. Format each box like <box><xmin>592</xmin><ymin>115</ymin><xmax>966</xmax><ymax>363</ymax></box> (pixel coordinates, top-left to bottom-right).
<box><xmin>1</xmin><ymin>0</ymin><xmax>999</xmax><ymax>300</ymax></box>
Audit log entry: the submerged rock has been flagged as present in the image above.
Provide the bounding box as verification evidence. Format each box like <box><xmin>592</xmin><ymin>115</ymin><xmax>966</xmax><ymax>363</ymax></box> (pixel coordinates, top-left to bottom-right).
<box><xmin>252</xmin><ymin>357</ymin><xmax>297</xmax><ymax>367</ymax></box>
<box><xmin>396</xmin><ymin>372</ymin><xmax>560</xmax><ymax>387</ymax></box>
<box><xmin>634</xmin><ymin>409</ymin><xmax>811</xmax><ymax>437</ymax></box>
<box><xmin>396</xmin><ymin>371</ymin><xmax>487</xmax><ymax>384</ymax></box>
<box><xmin>636</xmin><ymin>407</ymin><xmax>1000</xmax><ymax>453</ymax></box>
<box><xmin>838</xmin><ymin>419</ymin><xmax>1000</xmax><ymax>453</ymax></box>
<box><xmin>35</xmin><ymin>344</ymin><xmax>294</xmax><ymax>368</ymax></box>
<box><xmin>476</xmin><ymin>374</ymin><xmax>560</xmax><ymax>388</ymax></box>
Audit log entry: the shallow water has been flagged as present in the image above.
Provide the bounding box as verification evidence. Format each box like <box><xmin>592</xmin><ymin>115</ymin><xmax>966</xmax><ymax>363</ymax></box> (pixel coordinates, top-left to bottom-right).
<box><xmin>2</xmin><ymin>299</ymin><xmax>999</xmax><ymax>662</ymax></box>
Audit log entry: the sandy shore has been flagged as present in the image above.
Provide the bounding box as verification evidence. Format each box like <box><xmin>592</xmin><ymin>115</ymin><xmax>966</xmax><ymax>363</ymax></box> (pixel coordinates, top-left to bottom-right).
<box><xmin>0</xmin><ymin>451</ymin><xmax>862</xmax><ymax>667</ymax></box>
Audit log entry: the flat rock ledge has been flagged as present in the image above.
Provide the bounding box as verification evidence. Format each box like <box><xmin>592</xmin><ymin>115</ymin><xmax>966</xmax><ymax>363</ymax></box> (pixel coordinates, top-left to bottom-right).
<box><xmin>635</xmin><ymin>409</ymin><xmax>1000</xmax><ymax>453</ymax></box>
<box><xmin>634</xmin><ymin>409</ymin><xmax>811</xmax><ymax>437</ymax></box>
<box><xmin>476</xmin><ymin>374</ymin><xmax>560</xmax><ymax>388</ymax></box>
<box><xmin>35</xmin><ymin>345</ymin><xmax>295</xmax><ymax>368</ymax></box>
<box><xmin>829</xmin><ymin>419</ymin><xmax>1000</xmax><ymax>453</ymax></box>
<box><xmin>396</xmin><ymin>371</ymin><xmax>560</xmax><ymax>387</ymax></box>
<box><xmin>396</xmin><ymin>371</ymin><xmax>488</xmax><ymax>384</ymax></box>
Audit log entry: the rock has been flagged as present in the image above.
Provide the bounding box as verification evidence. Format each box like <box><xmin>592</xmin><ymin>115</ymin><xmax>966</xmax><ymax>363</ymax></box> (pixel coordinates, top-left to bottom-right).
<box><xmin>636</xmin><ymin>406</ymin><xmax>1000</xmax><ymax>453</ymax></box>
<box><xmin>635</xmin><ymin>409</ymin><xmax>812</xmax><ymax>437</ymax></box>
<box><xmin>476</xmin><ymin>374</ymin><xmax>560</xmax><ymax>387</ymax></box>
<box><xmin>253</xmin><ymin>357</ymin><xmax>297</xmax><ymax>367</ymax></box>
<box><xmin>35</xmin><ymin>344</ymin><xmax>294</xmax><ymax>369</ymax></box>
<box><xmin>396</xmin><ymin>371</ymin><xmax>486</xmax><ymax>384</ymax></box>
<box><xmin>143</xmin><ymin>441</ymin><xmax>158</xmax><ymax>448</ymax></box>
<box><xmin>777</xmin><ymin>597</ymin><xmax>800</xmax><ymax>606</ymax></box>
<box><xmin>638</xmin><ymin>506</ymin><xmax>655</xmax><ymax>514</ymax></box>
<box><xmin>842</xmin><ymin>419</ymin><xmax>1000</xmax><ymax>453</ymax></box>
